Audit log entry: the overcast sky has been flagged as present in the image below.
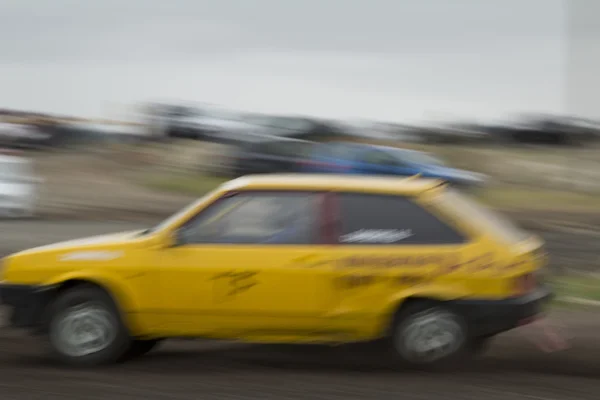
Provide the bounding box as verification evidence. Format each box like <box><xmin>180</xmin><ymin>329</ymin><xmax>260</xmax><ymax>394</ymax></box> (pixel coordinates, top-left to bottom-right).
<box><xmin>0</xmin><ymin>0</ymin><xmax>579</xmax><ymax>123</ymax></box>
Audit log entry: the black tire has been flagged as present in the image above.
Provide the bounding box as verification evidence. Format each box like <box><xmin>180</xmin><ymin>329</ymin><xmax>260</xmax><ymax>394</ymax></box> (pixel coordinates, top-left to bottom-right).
<box><xmin>120</xmin><ymin>339</ymin><xmax>162</xmax><ymax>361</ymax></box>
<box><xmin>388</xmin><ymin>302</ymin><xmax>469</xmax><ymax>371</ymax></box>
<box><xmin>45</xmin><ymin>285</ymin><xmax>131</xmax><ymax>367</ymax></box>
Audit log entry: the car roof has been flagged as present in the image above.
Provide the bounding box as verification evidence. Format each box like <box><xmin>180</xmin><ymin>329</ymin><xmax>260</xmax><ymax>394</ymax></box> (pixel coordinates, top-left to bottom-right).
<box><xmin>220</xmin><ymin>174</ymin><xmax>444</xmax><ymax>196</ymax></box>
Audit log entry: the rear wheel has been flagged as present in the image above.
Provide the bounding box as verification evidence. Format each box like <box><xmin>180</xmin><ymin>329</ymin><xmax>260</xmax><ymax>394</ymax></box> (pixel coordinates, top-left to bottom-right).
<box><xmin>46</xmin><ymin>285</ymin><xmax>131</xmax><ymax>367</ymax></box>
<box><xmin>389</xmin><ymin>302</ymin><xmax>469</xmax><ymax>370</ymax></box>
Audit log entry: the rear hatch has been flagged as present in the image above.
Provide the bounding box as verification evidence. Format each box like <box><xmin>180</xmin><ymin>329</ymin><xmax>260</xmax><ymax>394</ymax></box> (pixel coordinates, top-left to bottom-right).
<box><xmin>435</xmin><ymin>188</ymin><xmax>532</xmax><ymax>245</ymax></box>
<box><xmin>432</xmin><ymin>188</ymin><xmax>547</xmax><ymax>294</ymax></box>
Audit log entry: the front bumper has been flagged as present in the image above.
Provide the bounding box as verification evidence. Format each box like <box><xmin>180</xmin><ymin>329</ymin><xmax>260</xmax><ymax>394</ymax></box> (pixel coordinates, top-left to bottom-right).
<box><xmin>0</xmin><ymin>283</ymin><xmax>55</xmax><ymax>330</ymax></box>
<box><xmin>450</xmin><ymin>287</ymin><xmax>553</xmax><ymax>338</ymax></box>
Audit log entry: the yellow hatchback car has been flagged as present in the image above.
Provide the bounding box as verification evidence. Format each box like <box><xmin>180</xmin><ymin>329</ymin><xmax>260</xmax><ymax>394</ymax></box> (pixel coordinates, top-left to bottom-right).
<box><xmin>0</xmin><ymin>174</ymin><xmax>551</xmax><ymax>368</ymax></box>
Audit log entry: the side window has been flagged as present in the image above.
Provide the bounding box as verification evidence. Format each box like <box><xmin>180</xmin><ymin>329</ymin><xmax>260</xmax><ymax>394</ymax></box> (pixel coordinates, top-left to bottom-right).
<box><xmin>179</xmin><ymin>192</ymin><xmax>320</xmax><ymax>245</ymax></box>
<box><xmin>337</xmin><ymin>193</ymin><xmax>466</xmax><ymax>245</ymax></box>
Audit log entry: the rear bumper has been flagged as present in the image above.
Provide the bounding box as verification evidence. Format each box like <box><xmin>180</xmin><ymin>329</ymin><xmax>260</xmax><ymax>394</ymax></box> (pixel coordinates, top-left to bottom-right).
<box><xmin>451</xmin><ymin>287</ymin><xmax>553</xmax><ymax>338</ymax></box>
<box><xmin>0</xmin><ymin>283</ymin><xmax>56</xmax><ymax>330</ymax></box>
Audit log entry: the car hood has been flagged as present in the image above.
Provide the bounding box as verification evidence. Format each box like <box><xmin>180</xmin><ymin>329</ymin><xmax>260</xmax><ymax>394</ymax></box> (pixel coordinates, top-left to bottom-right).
<box><xmin>9</xmin><ymin>229</ymin><xmax>145</xmax><ymax>257</ymax></box>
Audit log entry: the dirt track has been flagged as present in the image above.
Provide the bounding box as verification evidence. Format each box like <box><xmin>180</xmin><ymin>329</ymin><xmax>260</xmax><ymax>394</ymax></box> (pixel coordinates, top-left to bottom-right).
<box><xmin>0</xmin><ymin>321</ymin><xmax>599</xmax><ymax>400</ymax></box>
<box><xmin>0</xmin><ymin>220</ymin><xmax>599</xmax><ymax>399</ymax></box>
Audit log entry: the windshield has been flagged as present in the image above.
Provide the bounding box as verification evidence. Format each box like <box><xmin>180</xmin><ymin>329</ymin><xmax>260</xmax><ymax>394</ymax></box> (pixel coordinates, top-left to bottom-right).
<box><xmin>140</xmin><ymin>192</ymin><xmax>215</xmax><ymax>236</ymax></box>
<box><xmin>436</xmin><ymin>189</ymin><xmax>530</xmax><ymax>244</ymax></box>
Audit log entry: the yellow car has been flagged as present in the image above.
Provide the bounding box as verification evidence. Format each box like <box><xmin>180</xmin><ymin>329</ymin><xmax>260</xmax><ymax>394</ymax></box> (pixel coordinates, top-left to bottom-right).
<box><xmin>0</xmin><ymin>174</ymin><xmax>551</xmax><ymax>368</ymax></box>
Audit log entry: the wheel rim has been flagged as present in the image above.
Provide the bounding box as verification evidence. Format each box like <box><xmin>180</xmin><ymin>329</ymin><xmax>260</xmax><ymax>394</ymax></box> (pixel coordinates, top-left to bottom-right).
<box><xmin>51</xmin><ymin>302</ymin><xmax>117</xmax><ymax>357</ymax></box>
<box><xmin>396</xmin><ymin>310</ymin><xmax>464</xmax><ymax>364</ymax></box>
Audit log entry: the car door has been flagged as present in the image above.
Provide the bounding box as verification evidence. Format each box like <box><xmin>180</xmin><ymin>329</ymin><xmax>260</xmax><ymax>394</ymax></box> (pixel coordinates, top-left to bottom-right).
<box><xmin>325</xmin><ymin>192</ymin><xmax>476</xmax><ymax>335</ymax></box>
<box><xmin>156</xmin><ymin>190</ymin><xmax>337</xmax><ymax>338</ymax></box>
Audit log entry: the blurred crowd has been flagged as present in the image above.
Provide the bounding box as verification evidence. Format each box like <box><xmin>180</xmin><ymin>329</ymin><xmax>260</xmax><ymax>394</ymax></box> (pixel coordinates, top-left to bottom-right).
<box><xmin>1</xmin><ymin>104</ymin><xmax>600</xmax><ymax>151</ymax></box>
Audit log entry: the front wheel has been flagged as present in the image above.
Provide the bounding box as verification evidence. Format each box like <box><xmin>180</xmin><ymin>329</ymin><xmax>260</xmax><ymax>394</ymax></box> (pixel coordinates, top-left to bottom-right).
<box><xmin>46</xmin><ymin>285</ymin><xmax>131</xmax><ymax>367</ymax></box>
<box><xmin>390</xmin><ymin>303</ymin><xmax>469</xmax><ymax>370</ymax></box>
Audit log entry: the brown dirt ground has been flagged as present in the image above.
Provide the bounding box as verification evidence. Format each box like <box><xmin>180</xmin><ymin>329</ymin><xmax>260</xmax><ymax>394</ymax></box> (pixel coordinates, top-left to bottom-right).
<box><xmin>0</xmin><ymin>150</ymin><xmax>598</xmax><ymax>399</ymax></box>
<box><xmin>0</xmin><ymin>308</ymin><xmax>600</xmax><ymax>400</ymax></box>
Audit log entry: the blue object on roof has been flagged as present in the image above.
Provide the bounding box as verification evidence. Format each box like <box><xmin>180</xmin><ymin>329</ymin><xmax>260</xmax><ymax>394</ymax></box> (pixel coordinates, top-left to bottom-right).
<box><xmin>300</xmin><ymin>142</ymin><xmax>487</xmax><ymax>188</ymax></box>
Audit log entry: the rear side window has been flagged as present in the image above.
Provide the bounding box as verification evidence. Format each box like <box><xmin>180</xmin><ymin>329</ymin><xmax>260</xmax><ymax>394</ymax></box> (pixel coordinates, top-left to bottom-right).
<box><xmin>336</xmin><ymin>193</ymin><xmax>466</xmax><ymax>245</ymax></box>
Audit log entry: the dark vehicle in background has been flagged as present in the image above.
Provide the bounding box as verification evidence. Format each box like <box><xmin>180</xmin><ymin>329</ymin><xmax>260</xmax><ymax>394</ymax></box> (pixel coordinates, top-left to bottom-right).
<box><xmin>244</xmin><ymin>115</ymin><xmax>346</xmax><ymax>142</ymax></box>
<box><xmin>225</xmin><ymin>114</ymin><xmax>348</xmax><ymax>176</ymax></box>
<box><xmin>488</xmin><ymin>115</ymin><xmax>600</xmax><ymax>146</ymax></box>
<box><xmin>229</xmin><ymin>138</ymin><xmax>313</xmax><ymax>176</ymax></box>
<box><xmin>0</xmin><ymin>121</ymin><xmax>62</xmax><ymax>150</ymax></box>
<box><xmin>165</xmin><ymin>106</ymin><xmax>210</xmax><ymax>140</ymax></box>
<box><xmin>300</xmin><ymin>142</ymin><xmax>487</xmax><ymax>190</ymax></box>
<box><xmin>142</xmin><ymin>104</ymin><xmax>244</xmax><ymax>141</ymax></box>
<box><xmin>143</xmin><ymin>104</ymin><xmax>349</xmax><ymax>145</ymax></box>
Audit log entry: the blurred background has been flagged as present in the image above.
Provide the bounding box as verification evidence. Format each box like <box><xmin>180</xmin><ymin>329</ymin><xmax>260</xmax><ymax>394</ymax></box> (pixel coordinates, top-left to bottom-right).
<box><xmin>1</xmin><ymin>0</ymin><xmax>600</xmax><ymax>398</ymax></box>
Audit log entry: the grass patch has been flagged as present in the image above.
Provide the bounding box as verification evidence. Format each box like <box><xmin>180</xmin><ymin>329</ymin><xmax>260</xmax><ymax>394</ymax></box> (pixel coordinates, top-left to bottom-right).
<box><xmin>476</xmin><ymin>186</ymin><xmax>600</xmax><ymax>211</ymax></box>
<box><xmin>529</xmin><ymin>275</ymin><xmax>600</xmax><ymax>309</ymax></box>
<box><xmin>550</xmin><ymin>275</ymin><xmax>600</xmax><ymax>303</ymax></box>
